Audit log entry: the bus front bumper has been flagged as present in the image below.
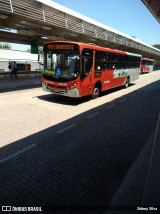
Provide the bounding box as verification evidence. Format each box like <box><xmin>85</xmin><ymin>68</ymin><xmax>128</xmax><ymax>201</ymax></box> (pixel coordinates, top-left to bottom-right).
<box><xmin>42</xmin><ymin>82</ymin><xmax>80</xmax><ymax>98</ymax></box>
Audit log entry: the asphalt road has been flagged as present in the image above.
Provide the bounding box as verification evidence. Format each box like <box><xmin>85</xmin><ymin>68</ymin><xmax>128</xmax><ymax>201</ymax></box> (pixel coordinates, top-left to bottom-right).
<box><xmin>0</xmin><ymin>71</ymin><xmax>160</xmax><ymax>213</ymax></box>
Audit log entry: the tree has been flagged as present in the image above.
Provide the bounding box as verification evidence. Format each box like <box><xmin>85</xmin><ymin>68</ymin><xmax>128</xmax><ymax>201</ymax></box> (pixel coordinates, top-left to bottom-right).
<box><xmin>152</xmin><ymin>44</ymin><xmax>160</xmax><ymax>65</ymax></box>
<box><xmin>153</xmin><ymin>44</ymin><xmax>160</xmax><ymax>50</ymax></box>
<box><xmin>0</xmin><ymin>42</ymin><xmax>11</xmax><ymax>49</ymax></box>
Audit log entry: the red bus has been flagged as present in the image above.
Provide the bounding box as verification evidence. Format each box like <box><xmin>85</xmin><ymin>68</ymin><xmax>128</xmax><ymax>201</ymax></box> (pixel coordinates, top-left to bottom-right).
<box><xmin>41</xmin><ymin>41</ymin><xmax>141</xmax><ymax>98</ymax></box>
<box><xmin>140</xmin><ymin>58</ymin><xmax>154</xmax><ymax>74</ymax></box>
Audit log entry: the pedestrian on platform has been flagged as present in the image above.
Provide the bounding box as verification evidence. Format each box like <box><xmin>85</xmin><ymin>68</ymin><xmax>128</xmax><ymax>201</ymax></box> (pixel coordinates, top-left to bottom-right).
<box><xmin>10</xmin><ymin>61</ymin><xmax>18</xmax><ymax>78</ymax></box>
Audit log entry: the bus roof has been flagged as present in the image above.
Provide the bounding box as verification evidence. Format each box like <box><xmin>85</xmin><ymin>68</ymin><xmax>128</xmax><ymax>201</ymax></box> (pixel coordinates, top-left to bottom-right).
<box><xmin>44</xmin><ymin>40</ymin><xmax>142</xmax><ymax>57</ymax></box>
<box><xmin>142</xmin><ymin>58</ymin><xmax>154</xmax><ymax>61</ymax></box>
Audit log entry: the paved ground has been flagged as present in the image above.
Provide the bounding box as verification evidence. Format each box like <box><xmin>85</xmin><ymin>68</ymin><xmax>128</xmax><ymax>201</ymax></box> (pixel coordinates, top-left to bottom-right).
<box><xmin>0</xmin><ymin>71</ymin><xmax>160</xmax><ymax>213</ymax></box>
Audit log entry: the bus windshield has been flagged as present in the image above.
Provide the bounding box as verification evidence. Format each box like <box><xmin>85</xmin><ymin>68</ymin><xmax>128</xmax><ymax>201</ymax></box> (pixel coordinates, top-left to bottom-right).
<box><xmin>44</xmin><ymin>51</ymin><xmax>80</xmax><ymax>79</ymax></box>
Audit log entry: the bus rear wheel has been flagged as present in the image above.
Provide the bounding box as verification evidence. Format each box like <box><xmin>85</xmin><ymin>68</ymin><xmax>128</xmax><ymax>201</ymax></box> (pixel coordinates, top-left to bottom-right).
<box><xmin>91</xmin><ymin>85</ymin><xmax>100</xmax><ymax>99</ymax></box>
<box><xmin>124</xmin><ymin>77</ymin><xmax>130</xmax><ymax>88</ymax></box>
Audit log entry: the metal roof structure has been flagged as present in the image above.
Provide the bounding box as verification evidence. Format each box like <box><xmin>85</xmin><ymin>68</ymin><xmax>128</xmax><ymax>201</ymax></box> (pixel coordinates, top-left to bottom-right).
<box><xmin>141</xmin><ymin>0</ymin><xmax>160</xmax><ymax>23</ymax></box>
<box><xmin>0</xmin><ymin>0</ymin><xmax>160</xmax><ymax>59</ymax></box>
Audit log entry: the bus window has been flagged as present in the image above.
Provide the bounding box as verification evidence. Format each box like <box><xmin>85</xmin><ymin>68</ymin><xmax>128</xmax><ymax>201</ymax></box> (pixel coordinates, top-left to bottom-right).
<box><xmin>116</xmin><ymin>54</ymin><xmax>123</xmax><ymax>61</ymax></box>
<box><xmin>123</xmin><ymin>62</ymin><xmax>129</xmax><ymax>69</ymax></box>
<box><xmin>108</xmin><ymin>53</ymin><xmax>116</xmax><ymax>61</ymax></box>
<box><xmin>116</xmin><ymin>62</ymin><xmax>123</xmax><ymax>69</ymax></box>
<box><xmin>108</xmin><ymin>62</ymin><xmax>115</xmax><ymax>70</ymax></box>
<box><xmin>44</xmin><ymin>51</ymin><xmax>80</xmax><ymax>78</ymax></box>
<box><xmin>128</xmin><ymin>56</ymin><xmax>133</xmax><ymax>62</ymax></box>
<box><xmin>137</xmin><ymin>57</ymin><xmax>141</xmax><ymax>62</ymax></box>
<box><xmin>95</xmin><ymin>51</ymin><xmax>107</xmax><ymax>70</ymax></box>
<box><xmin>81</xmin><ymin>49</ymin><xmax>93</xmax><ymax>79</ymax></box>
<box><xmin>124</xmin><ymin>55</ymin><xmax>128</xmax><ymax>61</ymax></box>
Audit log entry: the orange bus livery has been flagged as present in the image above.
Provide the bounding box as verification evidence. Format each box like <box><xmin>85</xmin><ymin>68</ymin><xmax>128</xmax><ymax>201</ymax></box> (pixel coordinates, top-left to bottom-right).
<box><xmin>41</xmin><ymin>41</ymin><xmax>142</xmax><ymax>98</ymax></box>
<box><xmin>140</xmin><ymin>58</ymin><xmax>154</xmax><ymax>74</ymax></box>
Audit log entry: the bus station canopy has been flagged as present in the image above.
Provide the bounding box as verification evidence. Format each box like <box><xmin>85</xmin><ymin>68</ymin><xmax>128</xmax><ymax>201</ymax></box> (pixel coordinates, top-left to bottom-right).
<box><xmin>142</xmin><ymin>0</ymin><xmax>160</xmax><ymax>23</ymax></box>
<box><xmin>0</xmin><ymin>0</ymin><xmax>160</xmax><ymax>59</ymax></box>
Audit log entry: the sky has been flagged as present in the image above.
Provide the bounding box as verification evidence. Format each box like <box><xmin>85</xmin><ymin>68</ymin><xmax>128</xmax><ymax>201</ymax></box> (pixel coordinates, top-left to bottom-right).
<box><xmin>11</xmin><ymin>0</ymin><xmax>160</xmax><ymax>51</ymax></box>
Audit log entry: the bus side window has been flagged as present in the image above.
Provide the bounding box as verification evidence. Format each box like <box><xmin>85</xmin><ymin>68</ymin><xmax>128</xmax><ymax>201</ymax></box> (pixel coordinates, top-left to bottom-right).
<box><xmin>81</xmin><ymin>48</ymin><xmax>93</xmax><ymax>79</ymax></box>
<box><xmin>116</xmin><ymin>62</ymin><xmax>123</xmax><ymax>69</ymax></box>
<box><xmin>108</xmin><ymin>62</ymin><xmax>115</xmax><ymax>70</ymax></box>
<box><xmin>95</xmin><ymin>51</ymin><xmax>107</xmax><ymax>70</ymax></box>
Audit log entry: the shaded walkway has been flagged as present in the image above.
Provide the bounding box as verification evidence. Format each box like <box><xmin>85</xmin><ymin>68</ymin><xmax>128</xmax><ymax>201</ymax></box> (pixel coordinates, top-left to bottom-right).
<box><xmin>0</xmin><ymin>74</ymin><xmax>41</xmax><ymax>92</ymax></box>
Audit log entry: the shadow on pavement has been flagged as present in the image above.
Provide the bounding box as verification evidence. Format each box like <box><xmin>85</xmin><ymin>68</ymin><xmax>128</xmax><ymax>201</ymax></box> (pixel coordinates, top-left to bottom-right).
<box><xmin>0</xmin><ymin>80</ymin><xmax>160</xmax><ymax>213</ymax></box>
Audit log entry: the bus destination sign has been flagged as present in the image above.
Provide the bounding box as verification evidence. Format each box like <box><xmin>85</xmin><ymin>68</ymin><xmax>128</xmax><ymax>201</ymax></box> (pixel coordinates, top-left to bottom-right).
<box><xmin>47</xmin><ymin>44</ymin><xmax>75</xmax><ymax>50</ymax></box>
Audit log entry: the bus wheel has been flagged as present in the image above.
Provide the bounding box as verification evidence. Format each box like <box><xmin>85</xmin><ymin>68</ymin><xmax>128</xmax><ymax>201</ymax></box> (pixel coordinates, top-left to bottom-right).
<box><xmin>91</xmin><ymin>85</ymin><xmax>100</xmax><ymax>99</ymax></box>
<box><xmin>124</xmin><ymin>77</ymin><xmax>130</xmax><ymax>88</ymax></box>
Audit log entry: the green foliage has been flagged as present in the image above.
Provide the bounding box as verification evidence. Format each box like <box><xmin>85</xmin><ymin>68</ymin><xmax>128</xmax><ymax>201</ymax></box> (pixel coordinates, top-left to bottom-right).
<box><xmin>0</xmin><ymin>42</ymin><xmax>11</xmax><ymax>49</ymax></box>
<box><xmin>152</xmin><ymin>44</ymin><xmax>160</xmax><ymax>65</ymax></box>
<box><xmin>153</xmin><ymin>44</ymin><xmax>160</xmax><ymax>50</ymax></box>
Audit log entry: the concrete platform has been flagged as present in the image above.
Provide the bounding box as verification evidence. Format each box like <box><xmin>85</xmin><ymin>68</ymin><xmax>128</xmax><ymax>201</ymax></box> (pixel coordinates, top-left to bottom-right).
<box><xmin>0</xmin><ymin>74</ymin><xmax>41</xmax><ymax>92</ymax></box>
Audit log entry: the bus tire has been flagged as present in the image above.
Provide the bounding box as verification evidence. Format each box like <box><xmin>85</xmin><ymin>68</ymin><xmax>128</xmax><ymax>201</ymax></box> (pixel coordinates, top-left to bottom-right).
<box><xmin>91</xmin><ymin>84</ymin><xmax>101</xmax><ymax>99</ymax></box>
<box><xmin>124</xmin><ymin>77</ymin><xmax>130</xmax><ymax>88</ymax></box>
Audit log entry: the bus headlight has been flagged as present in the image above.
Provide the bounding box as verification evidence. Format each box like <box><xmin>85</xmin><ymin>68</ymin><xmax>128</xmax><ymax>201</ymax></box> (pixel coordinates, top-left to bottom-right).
<box><xmin>68</xmin><ymin>82</ymin><xmax>78</xmax><ymax>89</ymax></box>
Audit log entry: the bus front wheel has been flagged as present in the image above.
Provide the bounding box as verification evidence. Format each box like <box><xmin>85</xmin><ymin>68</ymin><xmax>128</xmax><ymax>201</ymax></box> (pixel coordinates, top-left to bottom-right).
<box><xmin>91</xmin><ymin>85</ymin><xmax>100</xmax><ymax>99</ymax></box>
